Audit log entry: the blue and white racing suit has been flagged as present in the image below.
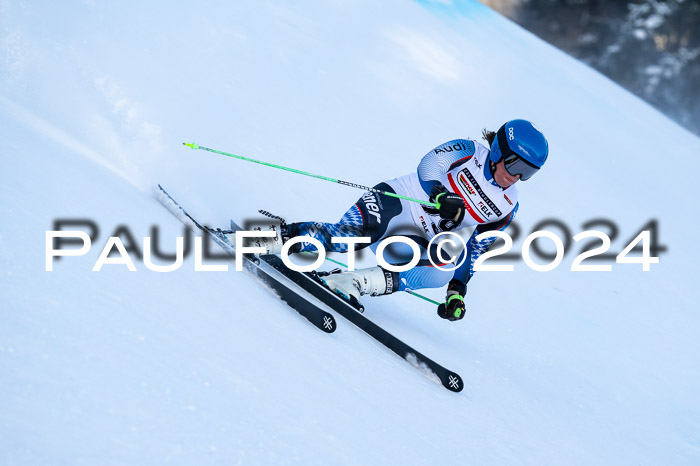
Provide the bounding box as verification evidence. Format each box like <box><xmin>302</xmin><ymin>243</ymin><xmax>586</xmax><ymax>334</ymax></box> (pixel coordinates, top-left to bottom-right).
<box><xmin>290</xmin><ymin>138</ymin><xmax>519</xmax><ymax>292</ymax></box>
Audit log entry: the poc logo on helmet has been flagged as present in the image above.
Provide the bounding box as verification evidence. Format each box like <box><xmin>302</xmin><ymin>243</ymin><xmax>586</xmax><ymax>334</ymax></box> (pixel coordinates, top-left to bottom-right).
<box><xmin>508</xmin><ymin>127</ymin><xmax>515</xmax><ymax>140</ymax></box>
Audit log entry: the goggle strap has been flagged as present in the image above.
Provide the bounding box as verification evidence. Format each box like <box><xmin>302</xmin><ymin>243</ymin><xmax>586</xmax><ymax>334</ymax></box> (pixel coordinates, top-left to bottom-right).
<box><xmin>496</xmin><ymin>126</ymin><xmax>510</xmax><ymax>162</ymax></box>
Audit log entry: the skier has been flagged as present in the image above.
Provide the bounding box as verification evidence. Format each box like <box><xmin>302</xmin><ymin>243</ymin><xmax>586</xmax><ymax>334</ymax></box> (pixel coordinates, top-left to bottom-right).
<box><xmin>255</xmin><ymin>119</ymin><xmax>549</xmax><ymax>321</ymax></box>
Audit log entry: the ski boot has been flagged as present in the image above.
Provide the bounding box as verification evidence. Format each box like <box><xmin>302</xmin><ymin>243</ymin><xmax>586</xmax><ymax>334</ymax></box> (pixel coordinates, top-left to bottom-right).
<box><xmin>247</xmin><ymin>210</ymin><xmax>300</xmax><ymax>256</ymax></box>
<box><xmin>317</xmin><ymin>266</ymin><xmax>398</xmax><ymax>312</ymax></box>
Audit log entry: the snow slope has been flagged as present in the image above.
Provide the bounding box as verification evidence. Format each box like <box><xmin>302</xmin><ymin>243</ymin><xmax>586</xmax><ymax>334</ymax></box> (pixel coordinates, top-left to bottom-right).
<box><xmin>2</xmin><ymin>1</ymin><xmax>700</xmax><ymax>464</ymax></box>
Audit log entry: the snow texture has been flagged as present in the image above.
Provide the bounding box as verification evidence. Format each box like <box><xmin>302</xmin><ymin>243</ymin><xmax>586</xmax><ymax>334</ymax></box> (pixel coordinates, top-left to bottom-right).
<box><xmin>405</xmin><ymin>353</ymin><xmax>443</xmax><ymax>386</ymax></box>
<box><xmin>2</xmin><ymin>1</ymin><xmax>700</xmax><ymax>465</ymax></box>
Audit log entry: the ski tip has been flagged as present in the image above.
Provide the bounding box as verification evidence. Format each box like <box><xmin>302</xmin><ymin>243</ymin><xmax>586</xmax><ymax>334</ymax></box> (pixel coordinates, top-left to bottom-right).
<box><xmin>183</xmin><ymin>142</ymin><xmax>200</xmax><ymax>150</ymax></box>
<box><xmin>446</xmin><ymin>373</ymin><xmax>464</xmax><ymax>393</ymax></box>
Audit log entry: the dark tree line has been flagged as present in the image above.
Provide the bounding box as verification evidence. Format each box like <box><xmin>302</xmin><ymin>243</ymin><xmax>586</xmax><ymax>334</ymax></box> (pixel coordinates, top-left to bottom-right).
<box><xmin>485</xmin><ymin>0</ymin><xmax>700</xmax><ymax>136</ymax></box>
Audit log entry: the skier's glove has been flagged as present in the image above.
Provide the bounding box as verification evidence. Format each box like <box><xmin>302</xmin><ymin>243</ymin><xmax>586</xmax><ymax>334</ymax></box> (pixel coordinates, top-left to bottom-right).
<box><xmin>437</xmin><ymin>279</ymin><xmax>467</xmax><ymax>321</ymax></box>
<box><xmin>430</xmin><ymin>184</ymin><xmax>465</xmax><ymax>226</ymax></box>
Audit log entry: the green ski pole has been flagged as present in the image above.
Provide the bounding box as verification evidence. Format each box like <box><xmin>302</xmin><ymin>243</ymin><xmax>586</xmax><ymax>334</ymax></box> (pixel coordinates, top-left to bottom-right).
<box><xmin>301</xmin><ymin>252</ymin><xmax>441</xmax><ymax>306</ymax></box>
<box><xmin>183</xmin><ymin>142</ymin><xmax>438</xmax><ymax>208</ymax></box>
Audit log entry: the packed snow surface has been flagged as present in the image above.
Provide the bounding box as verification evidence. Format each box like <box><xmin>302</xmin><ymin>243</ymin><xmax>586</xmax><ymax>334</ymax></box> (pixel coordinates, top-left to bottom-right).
<box><xmin>2</xmin><ymin>1</ymin><xmax>699</xmax><ymax>464</ymax></box>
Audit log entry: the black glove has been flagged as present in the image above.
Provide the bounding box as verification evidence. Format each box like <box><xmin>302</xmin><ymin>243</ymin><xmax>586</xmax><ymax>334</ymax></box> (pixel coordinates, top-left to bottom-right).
<box><xmin>430</xmin><ymin>184</ymin><xmax>465</xmax><ymax>226</ymax></box>
<box><xmin>437</xmin><ymin>279</ymin><xmax>467</xmax><ymax>321</ymax></box>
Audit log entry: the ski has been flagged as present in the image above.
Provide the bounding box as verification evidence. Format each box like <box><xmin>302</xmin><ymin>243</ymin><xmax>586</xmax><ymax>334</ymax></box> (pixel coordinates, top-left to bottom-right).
<box><xmin>156</xmin><ymin>185</ymin><xmax>336</xmax><ymax>333</ymax></box>
<box><xmin>229</xmin><ymin>222</ymin><xmax>464</xmax><ymax>392</ymax></box>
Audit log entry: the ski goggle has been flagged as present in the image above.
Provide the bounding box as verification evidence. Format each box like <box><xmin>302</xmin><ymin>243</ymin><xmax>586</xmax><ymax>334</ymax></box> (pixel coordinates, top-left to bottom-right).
<box><xmin>502</xmin><ymin>153</ymin><xmax>540</xmax><ymax>181</ymax></box>
<box><xmin>495</xmin><ymin>127</ymin><xmax>541</xmax><ymax>181</ymax></box>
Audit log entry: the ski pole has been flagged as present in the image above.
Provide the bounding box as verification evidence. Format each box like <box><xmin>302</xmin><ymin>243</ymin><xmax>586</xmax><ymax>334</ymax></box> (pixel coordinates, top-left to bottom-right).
<box><xmin>301</xmin><ymin>252</ymin><xmax>442</xmax><ymax>306</ymax></box>
<box><xmin>183</xmin><ymin>142</ymin><xmax>437</xmax><ymax>208</ymax></box>
<box><xmin>404</xmin><ymin>289</ymin><xmax>441</xmax><ymax>306</ymax></box>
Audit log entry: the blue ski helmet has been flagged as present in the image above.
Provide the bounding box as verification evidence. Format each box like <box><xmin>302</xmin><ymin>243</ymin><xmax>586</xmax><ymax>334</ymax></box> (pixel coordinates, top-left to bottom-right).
<box><xmin>489</xmin><ymin>119</ymin><xmax>549</xmax><ymax>181</ymax></box>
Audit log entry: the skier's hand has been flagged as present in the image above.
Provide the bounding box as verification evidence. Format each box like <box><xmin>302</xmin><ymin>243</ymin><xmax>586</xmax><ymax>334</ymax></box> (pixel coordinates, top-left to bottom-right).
<box><xmin>430</xmin><ymin>184</ymin><xmax>465</xmax><ymax>226</ymax></box>
<box><xmin>437</xmin><ymin>279</ymin><xmax>466</xmax><ymax>321</ymax></box>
